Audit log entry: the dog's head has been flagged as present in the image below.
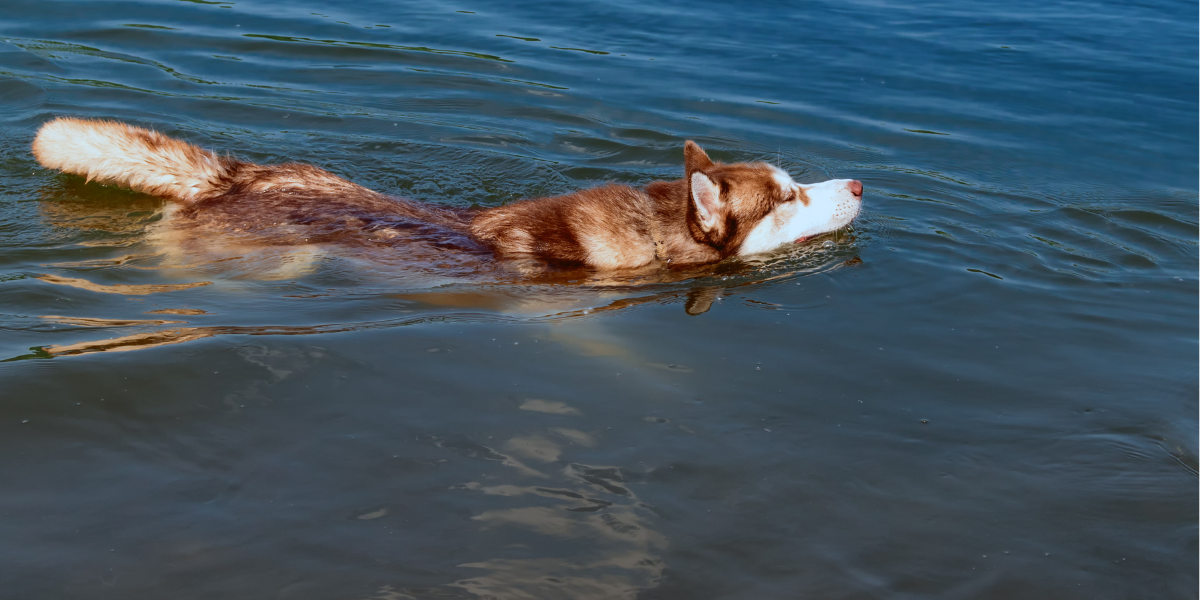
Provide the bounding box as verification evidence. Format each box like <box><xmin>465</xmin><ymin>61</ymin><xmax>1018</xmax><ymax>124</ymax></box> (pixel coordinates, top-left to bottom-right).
<box><xmin>684</xmin><ymin>141</ymin><xmax>862</xmax><ymax>257</ymax></box>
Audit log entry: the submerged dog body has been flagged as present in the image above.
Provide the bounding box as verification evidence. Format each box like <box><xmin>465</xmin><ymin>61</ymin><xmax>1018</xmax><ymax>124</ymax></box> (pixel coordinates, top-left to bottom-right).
<box><xmin>32</xmin><ymin>117</ymin><xmax>862</xmax><ymax>270</ymax></box>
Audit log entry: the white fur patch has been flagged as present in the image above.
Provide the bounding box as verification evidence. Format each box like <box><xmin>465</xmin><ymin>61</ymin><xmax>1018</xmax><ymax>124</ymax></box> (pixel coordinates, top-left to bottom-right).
<box><xmin>32</xmin><ymin>117</ymin><xmax>232</xmax><ymax>203</ymax></box>
<box><xmin>737</xmin><ymin>178</ymin><xmax>861</xmax><ymax>256</ymax></box>
<box><xmin>691</xmin><ymin>172</ymin><xmax>722</xmax><ymax>231</ymax></box>
<box><xmin>769</xmin><ymin>165</ymin><xmax>796</xmax><ymax>192</ymax></box>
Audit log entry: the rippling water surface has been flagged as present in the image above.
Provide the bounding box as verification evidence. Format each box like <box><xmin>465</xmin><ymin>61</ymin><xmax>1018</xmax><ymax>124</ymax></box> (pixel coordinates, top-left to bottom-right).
<box><xmin>0</xmin><ymin>1</ymin><xmax>1196</xmax><ymax>598</ymax></box>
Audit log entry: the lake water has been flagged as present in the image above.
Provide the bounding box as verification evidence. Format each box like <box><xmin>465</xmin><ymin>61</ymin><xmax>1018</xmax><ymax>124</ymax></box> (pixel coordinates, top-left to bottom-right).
<box><xmin>0</xmin><ymin>0</ymin><xmax>1196</xmax><ymax>598</ymax></box>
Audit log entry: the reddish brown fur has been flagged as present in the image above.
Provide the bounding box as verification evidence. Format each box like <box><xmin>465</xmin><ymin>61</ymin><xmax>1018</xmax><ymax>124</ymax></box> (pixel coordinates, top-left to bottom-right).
<box><xmin>470</xmin><ymin>141</ymin><xmax>806</xmax><ymax>268</ymax></box>
<box><xmin>679</xmin><ymin>143</ymin><xmax>808</xmax><ymax>254</ymax></box>
<box><xmin>32</xmin><ymin>118</ymin><xmax>805</xmax><ymax>271</ymax></box>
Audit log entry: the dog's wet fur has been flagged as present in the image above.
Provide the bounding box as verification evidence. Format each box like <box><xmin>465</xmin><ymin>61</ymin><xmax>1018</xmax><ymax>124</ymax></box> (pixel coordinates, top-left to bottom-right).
<box><xmin>31</xmin><ymin>117</ymin><xmax>863</xmax><ymax>274</ymax></box>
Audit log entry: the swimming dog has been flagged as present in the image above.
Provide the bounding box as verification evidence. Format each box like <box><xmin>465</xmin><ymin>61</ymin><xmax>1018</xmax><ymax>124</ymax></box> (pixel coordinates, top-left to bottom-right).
<box><xmin>31</xmin><ymin>117</ymin><xmax>862</xmax><ymax>271</ymax></box>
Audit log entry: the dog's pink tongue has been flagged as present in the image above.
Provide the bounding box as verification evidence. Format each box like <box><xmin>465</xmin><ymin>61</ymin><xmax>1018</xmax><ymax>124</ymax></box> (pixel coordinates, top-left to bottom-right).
<box><xmin>794</xmin><ymin>236</ymin><xmax>809</xmax><ymax>244</ymax></box>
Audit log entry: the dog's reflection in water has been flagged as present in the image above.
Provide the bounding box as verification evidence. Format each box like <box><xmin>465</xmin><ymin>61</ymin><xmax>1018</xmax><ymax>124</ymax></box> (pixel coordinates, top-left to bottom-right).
<box><xmin>432</xmin><ymin>415</ymin><xmax>667</xmax><ymax>600</ymax></box>
<box><xmin>446</xmin><ymin>464</ymin><xmax>667</xmax><ymax>599</ymax></box>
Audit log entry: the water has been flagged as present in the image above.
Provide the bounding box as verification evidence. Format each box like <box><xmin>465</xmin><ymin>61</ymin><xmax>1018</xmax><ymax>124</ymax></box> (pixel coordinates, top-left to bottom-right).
<box><xmin>0</xmin><ymin>0</ymin><xmax>1195</xmax><ymax>598</ymax></box>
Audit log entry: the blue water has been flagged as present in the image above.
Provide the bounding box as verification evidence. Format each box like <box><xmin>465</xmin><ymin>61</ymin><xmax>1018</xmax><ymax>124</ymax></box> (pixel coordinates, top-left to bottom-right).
<box><xmin>0</xmin><ymin>0</ymin><xmax>1196</xmax><ymax>598</ymax></box>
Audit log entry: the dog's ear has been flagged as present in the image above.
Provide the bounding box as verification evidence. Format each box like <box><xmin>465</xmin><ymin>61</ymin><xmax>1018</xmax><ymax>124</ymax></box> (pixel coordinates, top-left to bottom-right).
<box><xmin>684</xmin><ymin>140</ymin><xmax>713</xmax><ymax>175</ymax></box>
<box><xmin>690</xmin><ymin>170</ymin><xmax>722</xmax><ymax>232</ymax></box>
<box><xmin>685</xmin><ymin>141</ymin><xmax>722</xmax><ymax>233</ymax></box>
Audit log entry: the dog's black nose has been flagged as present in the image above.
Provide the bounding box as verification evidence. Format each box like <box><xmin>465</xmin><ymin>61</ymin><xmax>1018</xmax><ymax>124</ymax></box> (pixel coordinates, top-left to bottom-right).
<box><xmin>848</xmin><ymin>180</ymin><xmax>863</xmax><ymax>197</ymax></box>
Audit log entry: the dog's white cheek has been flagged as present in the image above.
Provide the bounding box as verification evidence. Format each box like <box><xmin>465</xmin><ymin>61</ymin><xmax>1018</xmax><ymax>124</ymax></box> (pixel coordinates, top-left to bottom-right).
<box><xmin>738</xmin><ymin>202</ymin><xmax>802</xmax><ymax>256</ymax></box>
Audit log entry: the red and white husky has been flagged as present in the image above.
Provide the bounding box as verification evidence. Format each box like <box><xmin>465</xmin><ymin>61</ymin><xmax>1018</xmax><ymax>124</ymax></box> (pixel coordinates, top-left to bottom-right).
<box><xmin>32</xmin><ymin>117</ymin><xmax>862</xmax><ymax>271</ymax></box>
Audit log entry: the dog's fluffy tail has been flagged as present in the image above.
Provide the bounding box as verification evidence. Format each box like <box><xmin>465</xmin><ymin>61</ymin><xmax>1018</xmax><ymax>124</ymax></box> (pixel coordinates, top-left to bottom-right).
<box><xmin>32</xmin><ymin>117</ymin><xmax>241</xmax><ymax>202</ymax></box>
